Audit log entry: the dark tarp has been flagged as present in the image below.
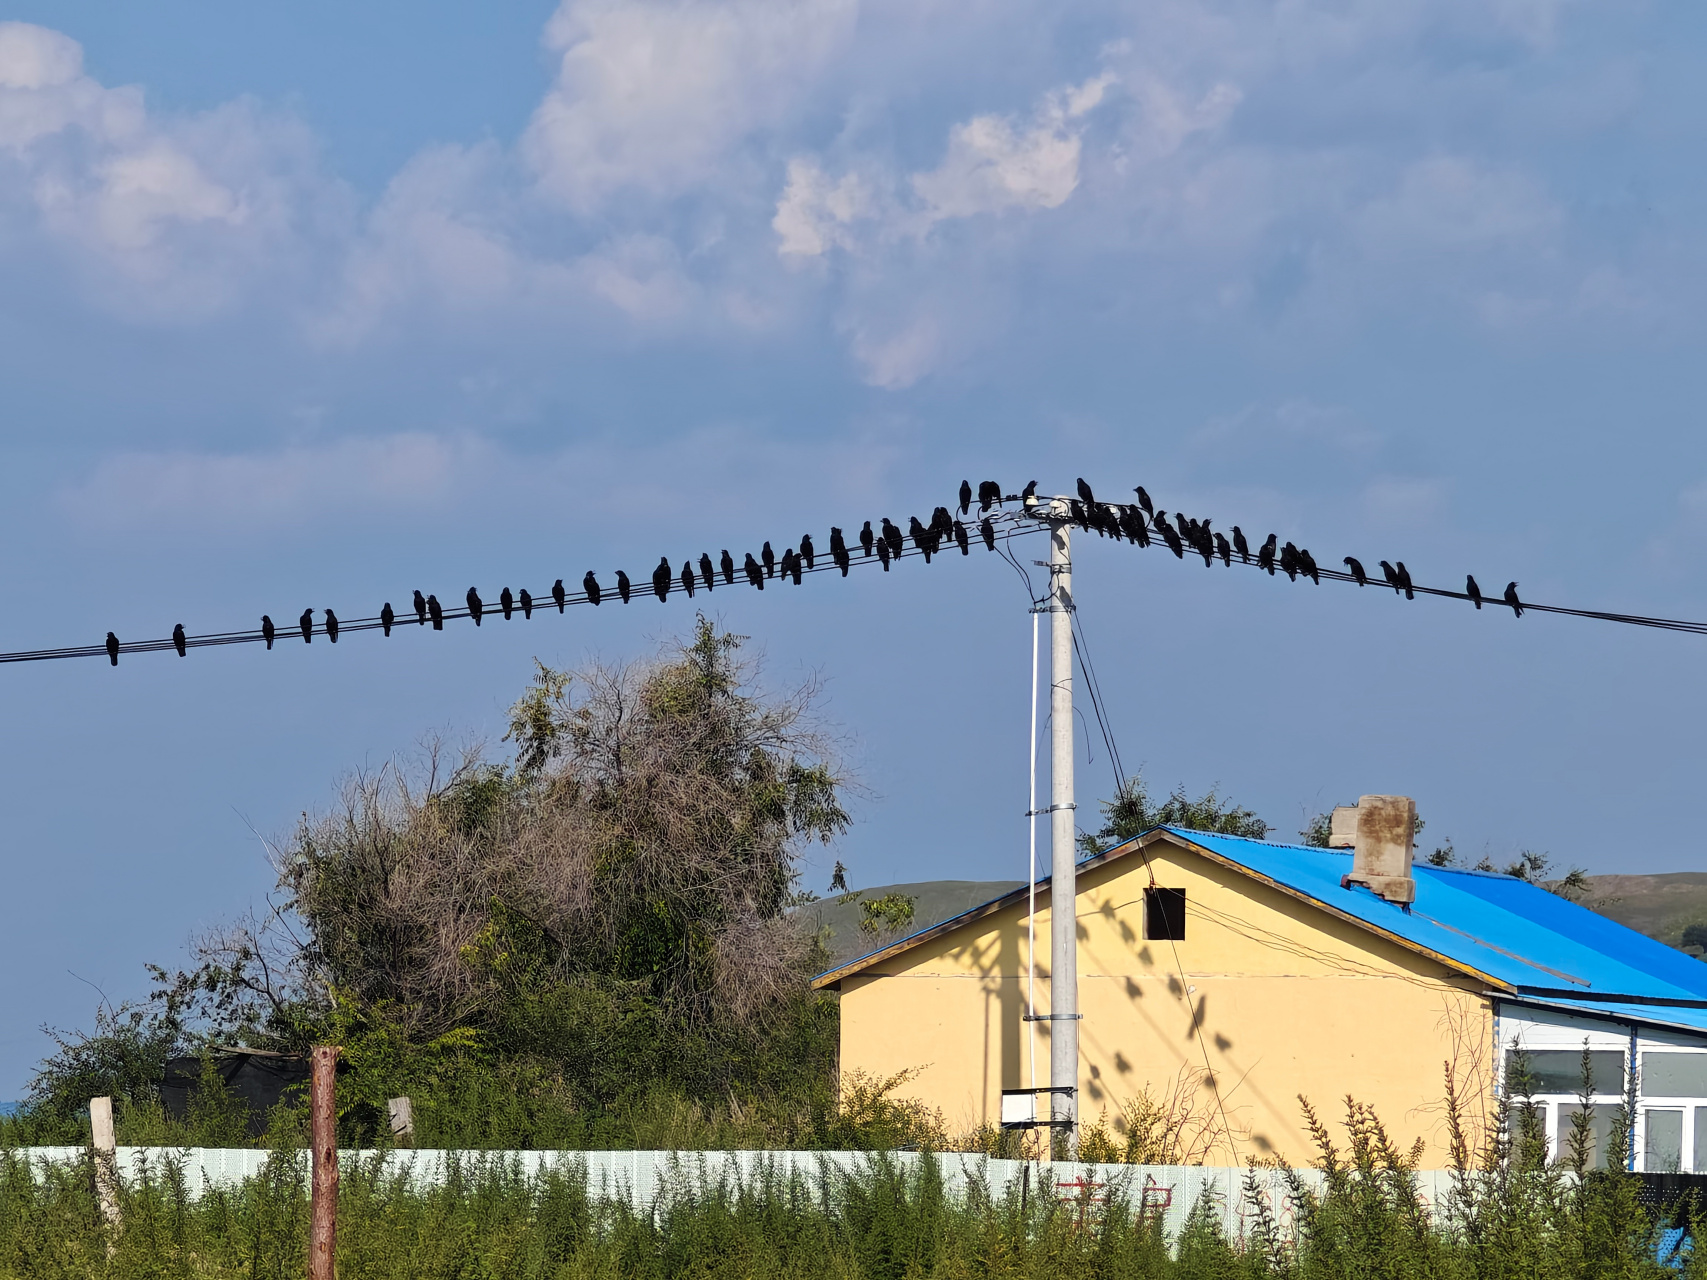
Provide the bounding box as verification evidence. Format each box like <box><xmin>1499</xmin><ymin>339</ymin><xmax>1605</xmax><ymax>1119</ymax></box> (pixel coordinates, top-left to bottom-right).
<box><xmin>161</xmin><ymin>1052</ymin><xmax>310</xmax><ymax>1138</ymax></box>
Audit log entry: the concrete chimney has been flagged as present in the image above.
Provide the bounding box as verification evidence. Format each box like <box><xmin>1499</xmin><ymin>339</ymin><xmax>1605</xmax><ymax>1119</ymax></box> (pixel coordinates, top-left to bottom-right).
<box><xmin>1332</xmin><ymin>795</ymin><xmax>1416</xmax><ymax>905</ymax></box>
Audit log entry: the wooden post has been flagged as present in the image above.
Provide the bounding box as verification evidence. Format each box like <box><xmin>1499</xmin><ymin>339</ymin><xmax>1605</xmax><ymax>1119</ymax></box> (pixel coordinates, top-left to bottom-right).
<box><xmin>309</xmin><ymin>1046</ymin><xmax>339</xmax><ymax>1280</ymax></box>
<box><xmin>386</xmin><ymin>1096</ymin><xmax>414</xmax><ymax>1145</ymax></box>
<box><xmin>89</xmin><ymin>1095</ymin><xmax>121</xmax><ymax>1244</ymax></box>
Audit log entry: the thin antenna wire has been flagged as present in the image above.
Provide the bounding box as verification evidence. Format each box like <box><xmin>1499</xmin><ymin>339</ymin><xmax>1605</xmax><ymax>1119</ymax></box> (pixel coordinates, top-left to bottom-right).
<box><xmin>1027</xmin><ymin>604</ymin><xmax>1040</xmax><ymax>1094</ymax></box>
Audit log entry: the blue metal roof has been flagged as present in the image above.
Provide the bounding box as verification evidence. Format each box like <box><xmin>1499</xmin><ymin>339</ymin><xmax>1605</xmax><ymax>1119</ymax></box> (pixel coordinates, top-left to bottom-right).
<box><xmin>815</xmin><ymin>825</ymin><xmax>1707</xmax><ymax>1032</ymax></box>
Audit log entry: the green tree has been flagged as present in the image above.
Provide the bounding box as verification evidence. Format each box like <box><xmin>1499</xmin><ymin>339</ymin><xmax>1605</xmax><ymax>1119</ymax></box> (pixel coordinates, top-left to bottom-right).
<box><xmin>1080</xmin><ymin>775</ymin><xmax>1269</xmax><ymax>856</ymax></box>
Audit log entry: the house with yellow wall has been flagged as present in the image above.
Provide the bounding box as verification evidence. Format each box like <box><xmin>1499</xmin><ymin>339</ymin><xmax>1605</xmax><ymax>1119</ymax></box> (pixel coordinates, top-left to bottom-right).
<box><xmin>815</xmin><ymin>799</ymin><xmax>1707</xmax><ymax>1171</ymax></box>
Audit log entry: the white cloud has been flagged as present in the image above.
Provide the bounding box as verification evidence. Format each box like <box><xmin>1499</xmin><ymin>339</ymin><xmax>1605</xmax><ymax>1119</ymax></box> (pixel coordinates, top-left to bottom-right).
<box><xmin>522</xmin><ymin>0</ymin><xmax>857</xmax><ymax>212</ymax></box>
<box><xmin>773</xmin><ymin>158</ymin><xmax>871</xmax><ymax>257</ymax></box>
<box><xmin>848</xmin><ymin>315</ymin><xmax>941</xmax><ymax>390</ymax></box>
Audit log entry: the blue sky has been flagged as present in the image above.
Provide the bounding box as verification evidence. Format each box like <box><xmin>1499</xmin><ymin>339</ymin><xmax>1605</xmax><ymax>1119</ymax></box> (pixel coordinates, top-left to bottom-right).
<box><xmin>2</xmin><ymin>0</ymin><xmax>1706</xmax><ymax>1094</ymax></box>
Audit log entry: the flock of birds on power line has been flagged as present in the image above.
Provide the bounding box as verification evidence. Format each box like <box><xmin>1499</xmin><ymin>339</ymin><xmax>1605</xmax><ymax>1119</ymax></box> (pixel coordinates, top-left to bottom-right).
<box><xmin>12</xmin><ymin>471</ymin><xmax>1695</xmax><ymax>669</ymax></box>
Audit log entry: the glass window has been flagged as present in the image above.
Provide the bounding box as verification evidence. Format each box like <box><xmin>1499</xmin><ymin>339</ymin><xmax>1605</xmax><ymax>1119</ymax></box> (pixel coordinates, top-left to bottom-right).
<box><xmin>1507</xmin><ymin>1049</ymin><xmax>1625</xmax><ymax>1096</ymax></box>
<box><xmin>1695</xmin><ymin>1108</ymin><xmax>1707</xmax><ymax>1174</ymax></box>
<box><xmin>1554</xmin><ymin>1104</ymin><xmax>1619</xmax><ymax>1169</ymax></box>
<box><xmin>1645</xmin><ymin>1109</ymin><xmax>1684</xmax><ymax>1173</ymax></box>
<box><xmin>1145</xmin><ymin>887</ymin><xmax>1186</xmax><ymax>941</ymax></box>
<box><xmin>1641</xmin><ymin>1052</ymin><xmax>1707</xmax><ymax>1097</ymax></box>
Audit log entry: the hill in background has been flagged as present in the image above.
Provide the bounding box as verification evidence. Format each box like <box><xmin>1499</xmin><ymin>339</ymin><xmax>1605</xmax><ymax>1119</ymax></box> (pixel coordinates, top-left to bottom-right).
<box><xmin>1572</xmin><ymin>873</ymin><xmax>1707</xmax><ymax>951</ymax></box>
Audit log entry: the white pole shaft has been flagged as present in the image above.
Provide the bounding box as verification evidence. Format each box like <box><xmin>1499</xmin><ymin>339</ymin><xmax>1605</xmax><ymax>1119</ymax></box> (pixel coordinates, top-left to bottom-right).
<box><xmin>1027</xmin><ymin>607</ymin><xmax>1039</xmax><ymax>1094</ymax></box>
<box><xmin>1048</xmin><ymin>518</ymin><xmax>1077</xmax><ymax>1143</ymax></box>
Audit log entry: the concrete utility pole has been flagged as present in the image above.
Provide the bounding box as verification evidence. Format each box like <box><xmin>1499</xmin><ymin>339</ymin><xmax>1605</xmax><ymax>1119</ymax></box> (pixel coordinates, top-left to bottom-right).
<box><xmin>1047</xmin><ymin>510</ymin><xmax>1078</xmax><ymax>1146</ymax></box>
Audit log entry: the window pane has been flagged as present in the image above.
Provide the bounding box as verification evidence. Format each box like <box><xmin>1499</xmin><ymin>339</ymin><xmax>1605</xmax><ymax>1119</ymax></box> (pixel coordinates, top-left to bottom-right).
<box><xmin>1508</xmin><ymin>1049</ymin><xmax>1624</xmax><ymax>1096</ymax></box>
<box><xmin>1642</xmin><ymin>1053</ymin><xmax>1707</xmax><ymax>1098</ymax></box>
<box><xmin>1645</xmin><ymin>1109</ymin><xmax>1684</xmax><ymax>1173</ymax></box>
<box><xmin>1555</xmin><ymin>1104</ymin><xmax>1619</xmax><ymax>1169</ymax></box>
<box><xmin>1695</xmin><ymin>1108</ymin><xmax>1707</xmax><ymax>1173</ymax></box>
<box><xmin>1145</xmin><ymin>888</ymin><xmax>1186</xmax><ymax>941</ymax></box>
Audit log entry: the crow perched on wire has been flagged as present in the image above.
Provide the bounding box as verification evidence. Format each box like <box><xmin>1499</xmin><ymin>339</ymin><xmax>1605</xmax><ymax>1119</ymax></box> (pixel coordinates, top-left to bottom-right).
<box><xmin>583</xmin><ymin>571</ymin><xmax>601</xmax><ymax>605</ymax></box>
<box><xmin>552</xmin><ymin>579</ymin><xmax>566</xmax><ymax>612</ymax></box>
<box><xmin>954</xmin><ymin>519</ymin><xmax>970</xmax><ymax>555</ymax></box>
<box><xmin>500</xmin><ymin>587</ymin><xmax>514</xmax><ymax>620</ymax></box>
<box><xmin>744</xmin><ymin>553</ymin><xmax>764</xmax><ymax>588</ymax></box>
<box><xmin>830</xmin><ymin>527</ymin><xmax>850</xmax><ymax>575</ymax></box>
<box><xmin>786</xmin><ymin>549</ymin><xmax>804</xmax><ymax>585</ymax></box>
<box><xmin>1196</xmin><ymin>522</ymin><xmax>1216</xmax><ymax>568</ymax></box>
<box><xmin>1214</xmin><ymin>532</ymin><xmax>1232</xmax><ymax>567</ymax></box>
<box><xmin>467</xmin><ymin>587</ymin><xmax>484</xmax><ymax>625</ymax></box>
<box><xmin>680</xmin><ymin>562</ymin><xmax>695</xmax><ymax>598</ymax></box>
<box><xmin>326</xmin><ymin>610</ymin><xmax>340</xmax><ymax>643</ymax></box>
<box><xmin>262</xmin><ymin>616</ymin><xmax>276</xmax><ymax>649</ymax></box>
<box><xmin>1280</xmin><ymin>542</ymin><xmax>1299</xmax><ymax>581</ymax></box>
<box><xmin>860</xmin><ymin>521</ymin><xmax>875</xmax><ymax>557</ymax></box>
<box><xmin>779</xmin><ymin>549</ymin><xmax>795</xmax><ymax>583</ymax></box>
<box><xmin>931</xmin><ymin>506</ymin><xmax>954</xmax><ymax>545</ymax></box>
<box><xmin>1466</xmin><ymin>575</ymin><xmax>1482</xmax><ymax>609</ymax></box>
<box><xmin>652</xmin><ymin>557</ymin><xmax>671</xmax><ymax>601</ymax></box>
<box><xmin>1153</xmin><ymin>513</ymin><xmax>1184</xmax><ymax>559</ymax></box>
<box><xmin>1504</xmin><ymin>582</ymin><xmax>1523</xmax><ymax>616</ymax></box>
<box><xmin>720</xmin><ymin>550</ymin><xmax>735</xmax><ymax>585</ymax></box>
<box><xmin>800</xmin><ymin>533</ymin><xmax>815</xmax><ymax>571</ymax></box>
<box><xmin>959</xmin><ymin>480</ymin><xmax>973</xmax><ymax>515</ymax></box>
<box><xmin>1379</xmin><ymin>561</ymin><xmax>1401</xmax><ymax>593</ymax></box>
<box><xmin>1232</xmin><ymin>526</ymin><xmax>1250</xmax><ymax>563</ymax></box>
<box><xmin>1077</xmin><ymin>477</ymin><xmax>1096</xmax><ymax>507</ymax></box>
<box><xmin>1298</xmin><ymin>549</ymin><xmax>1320</xmax><ymax>584</ymax></box>
<box><xmin>699</xmin><ymin>553</ymin><xmax>716</xmax><ymax>592</ymax></box>
<box><xmin>1344</xmin><ymin>557</ymin><xmax>1367</xmax><ymax>586</ymax></box>
<box><xmin>106</xmin><ymin>632</ymin><xmax>119</xmax><ymax>666</ymax></box>
<box><xmin>381</xmin><ymin>604</ymin><xmax>394</xmax><ymax>636</ymax></box>
<box><xmin>979</xmin><ymin>481</ymin><xmax>1001</xmax><ymax>511</ymax></box>
<box><xmin>1134</xmin><ymin>486</ymin><xmax>1153</xmax><ymax>516</ymax></box>
<box><xmin>173</xmin><ymin>624</ymin><xmax>187</xmax><ymax>657</ymax></box>
<box><xmin>1070</xmin><ymin>500</ymin><xmax>1091</xmax><ymax>532</ymax></box>
<box><xmin>428</xmin><ymin>595</ymin><xmax>443</xmax><ymax>629</ymax></box>
<box><xmin>1258</xmin><ymin>535</ymin><xmax>1277</xmax><ymax>574</ymax></box>
<box><xmin>1395</xmin><ymin>563</ymin><xmax>1415</xmax><ymax>600</ymax></box>
<box><xmin>762</xmin><ymin>542</ymin><xmax>776</xmax><ymax>579</ymax></box>
<box><xmin>414</xmin><ymin>590</ymin><xmax>428</xmax><ymax>625</ymax></box>
<box><xmin>979</xmin><ymin>517</ymin><xmax>996</xmax><ymax>551</ymax></box>
<box><xmin>616</xmin><ymin>570</ymin><xmax>632</xmax><ymax>603</ymax></box>
<box><xmin>1021</xmin><ymin>480</ymin><xmax>1038</xmax><ymax>503</ymax></box>
<box><xmin>877</xmin><ymin>536</ymin><xmax>891</xmax><ymax>570</ymax></box>
<box><xmin>910</xmin><ymin>515</ymin><xmax>933</xmax><ymax>562</ymax></box>
<box><xmin>881</xmin><ymin>518</ymin><xmax>904</xmax><ymax>559</ymax></box>
<box><xmin>519</xmin><ymin>589</ymin><xmax>533</xmax><ymax>619</ymax></box>
<box><xmin>300</xmin><ymin>609</ymin><xmax>314</xmax><ymax>642</ymax></box>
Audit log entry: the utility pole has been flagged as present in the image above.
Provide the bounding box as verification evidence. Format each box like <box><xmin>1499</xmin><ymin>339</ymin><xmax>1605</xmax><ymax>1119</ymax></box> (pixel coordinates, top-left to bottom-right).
<box><xmin>1045</xmin><ymin>504</ymin><xmax>1078</xmax><ymax>1148</ymax></box>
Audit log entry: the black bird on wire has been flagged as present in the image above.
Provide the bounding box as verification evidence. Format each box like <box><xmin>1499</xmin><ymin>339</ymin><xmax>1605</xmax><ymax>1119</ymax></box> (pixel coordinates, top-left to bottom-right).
<box><xmin>413</xmin><ymin>590</ymin><xmax>427</xmax><ymax>625</ymax></box>
<box><xmin>830</xmin><ymin>527</ymin><xmax>850</xmax><ymax>575</ymax></box>
<box><xmin>1344</xmin><ymin>557</ymin><xmax>1367</xmax><ymax>586</ymax></box>
<box><xmin>680</xmin><ymin>562</ymin><xmax>695</xmax><ymax>598</ymax></box>
<box><xmin>931</xmin><ymin>506</ymin><xmax>954</xmax><ymax>544</ymax></box>
<box><xmin>1153</xmin><ymin>513</ymin><xmax>1184</xmax><ymax>559</ymax></box>
<box><xmin>106</xmin><ymin>632</ymin><xmax>119</xmax><ymax>666</ymax></box>
<box><xmin>910</xmin><ymin>516</ymin><xmax>932</xmax><ymax>562</ymax></box>
<box><xmin>860</xmin><ymin>521</ymin><xmax>875</xmax><ymax>557</ymax></box>
<box><xmin>1395</xmin><ymin>563</ymin><xmax>1415</xmax><ymax>600</ymax></box>
<box><xmin>552</xmin><ymin>579</ymin><xmax>566</xmax><ymax>612</ymax></box>
<box><xmin>1505</xmin><ymin>582</ymin><xmax>1523</xmax><ymax>617</ymax></box>
<box><xmin>1466</xmin><ymin>575</ymin><xmax>1482</xmax><ymax>609</ymax></box>
<box><xmin>1258</xmin><ymin>535</ymin><xmax>1277</xmax><ymax>574</ymax></box>
<box><xmin>467</xmin><ymin>588</ymin><xmax>484</xmax><ymax>625</ymax></box>
<box><xmin>800</xmin><ymin>533</ymin><xmax>815</xmax><ymax>571</ymax></box>
<box><xmin>1134</xmin><ymin>486</ymin><xmax>1154</xmax><ymax>516</ymax></box>
<box><xmin>262</xmin><ymin>615</ymin><xmax>276</xmax><ymax>649</ymax></box>
<box><xmin>979</xmin><ymin>481</ymin><xmax>1001</xmax><ymax>511</ymax></box>
<box><xmin>959</xmin><ymin>480</ymin><xmax>972</xmax><ymax>515</ymax></box>
<box><xmin>979</xmin><ymin>518</ymin><xmax>995</xmax><ymax>551</ymax></box>
<box><xmin>1280</xmin><ymin>542</ymin><xmax>1299</xmax><ymax>581</ymax></box>
<box><xmin>1299</xmin><ymin>549</ymin><xmax>1320</xmax><ymax>584</ymax></box>
<box><xmin>882</xmin><ymin>518</ymin><xmax>904</xmax><ymax>560</ymax></box>
<box><xmin>876</xmin><ymin>536</ymin><xmax>891</xmax><ymax>570</ymax></box>
<box><xmin>1077</xmin><ymin>477</ymin><xmax>1096</xmax><ymax>507</ymax></box>
<box><xmin>500</xmin><ymin>587</ymin><xmax>514</xmax><ymax>620</ymax></box>
<box><xmin>428</xmin><ymin>595</ymin><xmax>443</xmax><ymax>629</ymax></box>
<box><xmin>787</xmin><ymin>549</ymin><xmax>803</xmax><ymax>585</ymax></box>
<box><xmin>762</xmin><ymin>542</ymin><xmax>776</xmax><ymax>579</ymax></box>
<box><xmin>582</xmin><ymin>572</ymin><xmax>601</xmax><ymax>606</ymax></box>
<box><xmin>326</xmin><ymin>610</ymin><xmax>340</xmax><ymax>643</ymax></box>
<box><xmin>616</xmin><ymin>570</ymin><xmax>632</xmax><ymax>603</ymax></box>
<box><xmin>779</xmin><ymin>549</ymin><xmax>794</xmax><ymax>584</ymax></box>
<box><xmin>1121</xmin><ymin>507</ymin><xmax>1150</xmax><ymax>547</ymax></box>
<box><xmin>1214</xmin><ymin>532</ymin><xmax>1232</xmax><ymax>567</ymax></box>
<box><xmin>652</xmin><ymin>558</ymin><xmax>671</xmax><ymax>602</ymax></box>
<box><xmin>1232</xmin><ymin>526</ymin><xmax>1249</xmax><ymax>563</ymax></box>
<box><xmin>173</xmin><ymin>624</ymin><xmax>187</xmax><ymax>657</ymax></box>
<box><xmin>744</xmin><ymin>553</ymin><xmax>764</xmax><ymax>588</ymax></box>
<box><xmin>720</xmin><ymin>550</ymin><xmax>735</xmax><ymax>585</ymax></box>
<box><xmin>381</xmin><ymin>604</ymin><xmax>394</xmax><ymax>636</ymax></box>
<box><xmin>1379</xmin><ymin>560</ymin><xmax>1401</xmax><ymax>593</ymax></box>
<box><xmin>300</xmin><ymin>609</ymin><xmax>314</xmax><ymax>642</ymax></box>
<box><xmin>955</xmin><ymin>519</ymin><xmax>970</xmax><ymax>555</ymax></box>
<box><xmin>520</xmin><ymin>590</ymin><xmax>533</xmax><ymax>619</ymax></box>
<box><xmin>700</xmin><ymin>553</ymin><xmax>716</xmax><ymax>592</ymax></box>
<box><xmin>1021</xmin><ymin>480</ymin><xmax>1038</xmax><ymax>503</ymax></box>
